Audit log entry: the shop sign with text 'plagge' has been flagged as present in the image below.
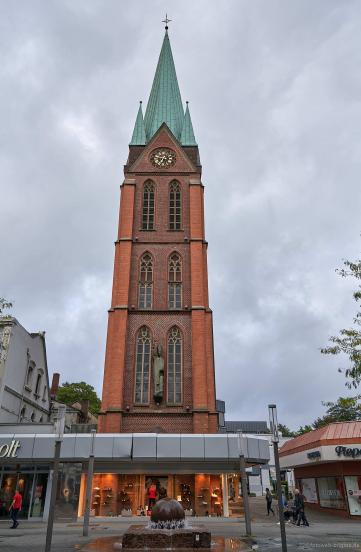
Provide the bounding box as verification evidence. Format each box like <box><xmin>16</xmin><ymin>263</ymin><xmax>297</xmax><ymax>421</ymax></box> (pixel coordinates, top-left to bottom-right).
<box><xmin>0</xmin><ymin>440</ymin><xmax>21</xmax><ymax>458</ymax></box>
<box><xmin>335</xmin><ymin>445</ymin><xmax>361</xmax><ymax>458</ymax></box>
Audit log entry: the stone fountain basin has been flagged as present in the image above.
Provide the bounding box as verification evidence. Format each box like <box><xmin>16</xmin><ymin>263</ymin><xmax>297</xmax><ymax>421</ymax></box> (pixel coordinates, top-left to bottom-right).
<box><xmin>122</xmin><ymin>524</ymin><xmax>211</xmax><ymax>549</ymax></box>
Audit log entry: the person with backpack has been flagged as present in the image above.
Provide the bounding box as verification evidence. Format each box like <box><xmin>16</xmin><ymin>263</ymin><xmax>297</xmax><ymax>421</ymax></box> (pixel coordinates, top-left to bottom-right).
<box><xmin>294</xmin><ymin>489</ymin><xmax>309</xmax><ymax>526</ymax></box>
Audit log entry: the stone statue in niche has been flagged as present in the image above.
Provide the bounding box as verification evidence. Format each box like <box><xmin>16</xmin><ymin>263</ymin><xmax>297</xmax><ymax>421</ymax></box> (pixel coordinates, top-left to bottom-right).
<box><xmin>153</xmin><ymin>344</ymin><xmax>164</xmax><ymax>402</ymax></box>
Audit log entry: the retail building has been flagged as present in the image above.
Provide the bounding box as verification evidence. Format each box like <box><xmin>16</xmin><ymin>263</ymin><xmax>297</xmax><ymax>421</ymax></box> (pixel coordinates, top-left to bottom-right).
<box><xmin>280</xmin><ymin>421</ymin><xmax>361</xmax><ymax>517</ymax></box>
<box><xmin>0</xmin><ymin>429</ymin><xmax>269</xmax><ymax>520</ymax></box>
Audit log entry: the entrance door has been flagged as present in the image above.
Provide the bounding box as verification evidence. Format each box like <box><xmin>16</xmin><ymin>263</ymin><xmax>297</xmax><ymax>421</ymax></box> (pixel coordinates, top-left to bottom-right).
<box><xmin>30</xmin><ymin>473</ymin><xmax>48</xmax><ymax>518</ymax></box>
<box><xmin>145</xmin><ymin>476</ymin><xmax>168</xmax><ymax>511</ymax></box>
<box><xmin>345</xmin><ymin>476</ymin><xmax>361</xmax><ymax>516</ymax></box>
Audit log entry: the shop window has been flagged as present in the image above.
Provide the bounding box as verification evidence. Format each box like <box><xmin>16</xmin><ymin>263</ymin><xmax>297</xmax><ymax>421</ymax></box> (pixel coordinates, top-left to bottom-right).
<box><xmin>88</xmin><ymin>474</ymin><xmax>141</xmax><ymax>517</ymax></box>
<box><xmin>318</xmin><ymin>477</ymin><xmax>347</xmax><ymax>510</ymax></box>
<box><xmin>194</xmin><ymin>475</ymin><xmax>223</xmax><ymax>517</ymax></box>
<box><xmin>30</xmin><ymin>473</ymin><xmax>48</xmax><ymax>517</ymax></box>
<box><xmin>167</xmin><ymin>326</ymin><xmax>182</xmax><ymax>404</ymax></box>
<box><xmin>0</xmin><ymin>472</ymin><xmax>34</xmax><ymax>519</ymax></box>
<box><xmin>175</xmin><ymin>475</ymin><xmax>194</xmax><ymax>513</ymax></box>
<box><xmin>345</xmin><ymin>476</ymin><xmax>361</xmax><ymax>516</ymax></box>
<box><xmin>138</xmin><ymin>253</ymin><xmax>153</xmax><ymax>309</ymax></box>
<box><xmin>168</xmin><ymin>253</ymin><xmax>182</xmax><ymax>309</ymax></box>
<box><xmin>300</xmin><ymin>478</ymin><xmax>318</xmax><ymax>503</ymax></box>
<box><xmin>134</xmin><ymin>326</ymin><xmax>151</xmax><ymax>404</ymax></box>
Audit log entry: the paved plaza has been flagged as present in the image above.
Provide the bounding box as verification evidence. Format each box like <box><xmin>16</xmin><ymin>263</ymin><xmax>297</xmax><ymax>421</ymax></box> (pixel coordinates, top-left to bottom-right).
<box><xmin>0</xmin><ymin>498</ymin><xmax>360</xmax><ymax>552</ymax></box>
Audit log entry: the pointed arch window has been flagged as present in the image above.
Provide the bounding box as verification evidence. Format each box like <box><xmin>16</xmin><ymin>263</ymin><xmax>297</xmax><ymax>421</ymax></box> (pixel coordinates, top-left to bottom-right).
<box><xmin>167</xmin><ymin>327</ymin><xmax>182</xmax><ymax>404</ymax></box>
<box><xmin>169</xmin><ymin>181</ymin><xmax>181</xmax><ymax>230</ymax></box>
<box><xmin>35</xmin><ymin>372</ymin><xmax>42</xmax><ymax>396</ymax></box>
<box><xmin>139</xmin><ymin>253</ymin><xmax>153</xmax><ymax>309</ymax></box>
<box><xmin>135</xmin><ymin>326</ymin><xmax>151</xmax><ymax>404</ymax></box>
<box><xmin>168</xmin><ymin>253</ymin><xmax>182</xmax><ymax>309</ymax></box>
<box><xmin>142</xmin><ymin>181</ymin><xmax>155</xmax><ymax>230</ymax></box>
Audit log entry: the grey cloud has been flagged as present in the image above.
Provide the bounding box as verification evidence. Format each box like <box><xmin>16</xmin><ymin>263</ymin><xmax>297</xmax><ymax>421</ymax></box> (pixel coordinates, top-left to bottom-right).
<box><xmin>1</xmin><ymin>0</ymin><xmax>360</xmax><ymax>430</ymax></box>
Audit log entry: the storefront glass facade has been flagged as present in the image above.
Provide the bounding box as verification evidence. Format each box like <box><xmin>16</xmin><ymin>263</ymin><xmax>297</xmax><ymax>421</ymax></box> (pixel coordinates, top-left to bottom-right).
<box><xmin>80</xmin><ymin>473</ymin><xmax>242</xmax><ymax>518</ymax></box>
<box><xmin>55</xmin><ymin>463</ymin><xmax>82</xmax><ymax>521</ymax></box>
<box><xmin>299</xmin><ymin>474</ymin><xmax>361</xmax><ymax>516</ymax></box>
<box><xmin>0</xmin><ymin>465</ymin><xmax>49</xmax><ymax>519</ymax></box>
<box><xmin>318</xmin><ymin>477</ymin><xmax>347</xmax><ymax>510</ymax></box>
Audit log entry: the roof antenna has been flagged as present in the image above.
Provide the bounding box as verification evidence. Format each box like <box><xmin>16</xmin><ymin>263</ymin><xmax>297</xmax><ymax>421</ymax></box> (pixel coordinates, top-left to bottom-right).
<box><xmin>162</xmin><ymin>13</ymin><xmax>171</xmax><ymax>31</ymax></box>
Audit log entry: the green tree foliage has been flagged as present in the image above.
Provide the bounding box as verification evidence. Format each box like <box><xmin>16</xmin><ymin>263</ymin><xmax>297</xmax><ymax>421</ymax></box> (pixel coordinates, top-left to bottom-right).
<box><xmin>0</xmin><ymin>298</ymin><xmax>12</xmax><ymax>316</ymax></box>
<box><xmin>281</xmin><ymin>396</ymin><xmax>361</xmax><ymax>437</ymax></box>
<box><xmin>321</xmin><ymin>257</ymin><xmax>361</xmax><ymax>388</ymax></box>
<box><xmin>278</xmin><ymin>423</ymin><xmax>296</xmax><ymax>437</ymax></box>
<box><xmin>56</xmin><ymin>381</ymin><xmax>101</xmax><ymax>414</ymax></box>
<box><xmin>312</xmin><ymin>396</ymin><xmax>361</xmax><ymax>429</ymax></box>
<box><xmin>295</xmin><ymin>425</ymin><xmax>313</xmax><ymax>436</ymax></box>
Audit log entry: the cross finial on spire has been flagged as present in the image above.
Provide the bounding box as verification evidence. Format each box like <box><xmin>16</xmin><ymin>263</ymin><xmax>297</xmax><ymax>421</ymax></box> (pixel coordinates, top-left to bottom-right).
<box><xmin>162</xmin><ymin>13</ymin><xmax>171</xmax><ymax>31</ymax></box>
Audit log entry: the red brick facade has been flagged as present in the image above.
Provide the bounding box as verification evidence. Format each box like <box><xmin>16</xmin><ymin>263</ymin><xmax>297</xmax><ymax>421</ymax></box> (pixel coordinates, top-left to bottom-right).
<box><xmin>98</xmin><ymin>126</ymin><xmax>217</xmax><ymax>433</ymax></box>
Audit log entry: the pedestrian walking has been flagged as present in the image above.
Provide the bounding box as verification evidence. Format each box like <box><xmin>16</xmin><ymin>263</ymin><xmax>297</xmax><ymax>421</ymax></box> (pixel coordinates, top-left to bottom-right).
<box><xmin>294</xmin><ymin>489</ymin><xmax>309</xmax><ymax>527</ymax></box>
<box><xmin>265</xmin><ymin>488</ymin><xmax>275</xmax><ymax>516</ymax></box>
<box><xmin>9</xmin><ymin>489</ymin><xmax>22</xmax><ymax>529</ymax></box>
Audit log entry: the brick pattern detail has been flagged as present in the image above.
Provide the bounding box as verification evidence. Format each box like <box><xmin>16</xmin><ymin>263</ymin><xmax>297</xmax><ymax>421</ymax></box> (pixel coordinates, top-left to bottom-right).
<box><xmin>100</xmin><ymin>128</ymin><xmax>217</xmax><ymax>434</ymax></box>
<box><xmin>122</xmin><ymin>413</ymin><xmax>193</xmax><ymax>433</ymax></box>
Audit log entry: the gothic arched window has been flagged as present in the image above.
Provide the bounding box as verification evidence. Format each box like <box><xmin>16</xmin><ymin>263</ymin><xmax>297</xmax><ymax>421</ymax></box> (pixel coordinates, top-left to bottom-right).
<box><xmin>142</xmin><ymin>181</ymin><xmax>155</xmax><ymax>230</ymax></box>
<box><xmin>167</xmin><ymin>326</ymin><xmax>182</xmax><ymax>404</ymax></box>
<box><xmin>169</xmin><ymin>181</ymin><xmax>181</xmax><ymax>230</ymax></box>
<box><xmin>135</xmin><ymin>326</ymin><xmax>151</xmax><ymax>404</ymax></box>
<box><xmin>35</xmin><ymin>373</ymin><xmax>42</xmax><ymax>396</ymax></box>
<box><xmin>26</xmin><ymin>363</ymin><xmax>34</xmax><ymax>387</ymax></box>
<box><xmin>168</xmin><ymin>253</ymin><xmax>182</xmax><ymax>309</ymax></box>
<box><xmin>138</xmin><ymin>253</ymin><xmax>153</xmax><ymax>309</ymax></box>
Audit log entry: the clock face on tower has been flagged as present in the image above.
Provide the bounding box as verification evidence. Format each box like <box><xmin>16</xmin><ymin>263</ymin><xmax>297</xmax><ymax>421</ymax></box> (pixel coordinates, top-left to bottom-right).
<box><xmin>150</xmin><ymin>148</ymin><xmax>176</xmax><ymax>168</ymax></box>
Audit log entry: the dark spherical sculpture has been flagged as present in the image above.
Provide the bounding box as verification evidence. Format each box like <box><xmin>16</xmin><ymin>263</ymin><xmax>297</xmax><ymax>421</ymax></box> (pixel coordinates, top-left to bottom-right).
<box><xmin>150</xmin><ymin>498</ymin><xmax>185</xmax><ymax>523</ymax></box>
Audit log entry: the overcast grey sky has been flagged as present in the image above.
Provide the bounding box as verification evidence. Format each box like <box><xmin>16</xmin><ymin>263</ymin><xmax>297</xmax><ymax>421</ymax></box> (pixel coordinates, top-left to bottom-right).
<box><xmin>1</xmin><ymin>0</ymin><xmax>360</xmax><ymax>430</ymax></box>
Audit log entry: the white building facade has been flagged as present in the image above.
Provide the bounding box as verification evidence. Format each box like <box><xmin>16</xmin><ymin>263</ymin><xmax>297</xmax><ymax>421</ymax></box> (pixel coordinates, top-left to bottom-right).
<box><xmin>0</xmin><ymin>317</ymin><xmax>51</xmax><ymax>424</ymax></box>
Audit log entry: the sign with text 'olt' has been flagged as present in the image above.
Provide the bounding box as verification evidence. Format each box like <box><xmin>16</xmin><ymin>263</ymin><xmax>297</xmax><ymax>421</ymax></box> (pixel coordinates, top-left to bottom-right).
<box><xmin>0</xmin><ymin>440</ymin><xmax>21</xmax><ymax>458</ymax></box>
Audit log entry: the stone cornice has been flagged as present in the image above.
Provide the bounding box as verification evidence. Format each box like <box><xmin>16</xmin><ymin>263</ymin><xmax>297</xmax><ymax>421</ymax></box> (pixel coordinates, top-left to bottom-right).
<box><xmin>4</xmin><ymin>385</ymin><xmax>50</xmax><ymax>415</ymax></box>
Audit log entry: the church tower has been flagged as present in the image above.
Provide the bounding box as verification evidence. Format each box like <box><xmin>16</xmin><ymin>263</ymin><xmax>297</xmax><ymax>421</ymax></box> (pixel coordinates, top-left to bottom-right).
<box><xmin>99</xmin><ymin>27</ymin><xmax>217</xmax><ymax>434</ymax></box>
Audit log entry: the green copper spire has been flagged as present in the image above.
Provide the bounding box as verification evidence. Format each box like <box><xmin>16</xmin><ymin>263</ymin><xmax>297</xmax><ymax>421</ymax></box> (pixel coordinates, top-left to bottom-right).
<box><xmin>144</xmin><ymin>31</ymin><xmax>185</xmax><ymax>142</ymax></box>
<box><xmin>180</xmin><ymin>102</ymin><xmax>197</xmax><ymax>146</ymax></box>
<box><xmin>130</xmin><ymin>102</ymin><xmax>146</xmax><ymax>145</ymax></box>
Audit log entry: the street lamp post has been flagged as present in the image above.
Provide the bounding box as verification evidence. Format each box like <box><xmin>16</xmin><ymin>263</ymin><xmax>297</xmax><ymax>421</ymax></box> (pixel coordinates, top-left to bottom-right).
<box><xmin>237</xmin><ymin>433</ymin><xmax>252</xmax><ymax>537</ymax></box>
<box><xmin>83</xmin><ymin>429</ymin><xmax>96</xmax><ymax>537</ymax></box>
<box><xmin>268</xmin><ymin>404</ymin><xmax>287</xmax><ymax>552</ymax></box>
<box><xmin>45</xmin><ymin>405</ymin><xmax>66</xmax><ymax>552</ymax></box>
